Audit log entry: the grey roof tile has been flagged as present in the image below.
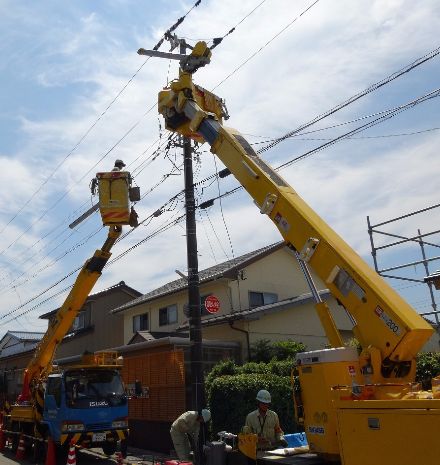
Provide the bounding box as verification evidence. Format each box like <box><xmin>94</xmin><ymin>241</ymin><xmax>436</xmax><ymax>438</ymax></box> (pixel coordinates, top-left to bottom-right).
<box><xmin>111</xmin><ymin>242</ymin><xmax>284</xmax><ymax>314</ymax></box>
<box><xmin>40</xmin><ymin>280</ymin><xmax>142</xmax><ymax>319</ymax></box>
<box><xmin>7</xmin><ymin>331</ymin><xmax>45</xmax><ymax>342</ymax></box>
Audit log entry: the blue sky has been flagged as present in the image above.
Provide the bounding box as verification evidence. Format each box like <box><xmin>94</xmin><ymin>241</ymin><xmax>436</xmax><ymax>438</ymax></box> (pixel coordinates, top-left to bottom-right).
<box><xmin>0</xmin><ymin>0</ymin><xmax>439</xmax><ymax>334</ymax></box>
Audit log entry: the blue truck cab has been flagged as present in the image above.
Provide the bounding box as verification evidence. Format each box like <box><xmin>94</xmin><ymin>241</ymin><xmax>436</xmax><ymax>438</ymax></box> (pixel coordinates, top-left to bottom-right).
<box><xmin>43</xmin><ymin>364</ymin><xmax>128</xmax><ymax>456</ymax></box>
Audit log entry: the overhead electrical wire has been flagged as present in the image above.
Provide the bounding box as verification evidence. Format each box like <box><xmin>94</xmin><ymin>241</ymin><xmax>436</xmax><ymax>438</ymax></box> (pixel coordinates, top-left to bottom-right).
<box><xmin>245</xmin><ymin>126</ymin><xmax>440</xmax><ymax>146</ymax></box>
<box><xmin>3</xmin><ymin>83</ymin><xmax>438</xmax><ymax>315</ymax></box>
<box><xmin>0</xmin><ymin>130</ymin><xmax>175</xmax><ymax>295</ymax></box>
<box><xmin>22</xmin><ymin>77</ymin><xmax>433</xmax><ymax>292</ymax></box>
<box><xmin>209</xmin><ymin>0</ymin><xmax>269</xmax><ymax>50</ymax></box>
<box><xmin>0</xmin><ymin>0</ymin><xmax>202</xmax><ymax>241</ymax></box>
<box><xmin>257</xmin><ymin>44</ymin><xmax>440</xmax><ymax>155</ymax></box>
<box><xmin>277</xmin><ymin>86</ymin><xmax>440</xmax><ymax>170</ymax></box>
<box><xmin>3</xmin><ymin>6</ymin><xmax>439</xmax><ymax>322</ymax></box>
<box><xmin>213</xmin><ymin>0</ymin><xmax>321</xmax><ymax>90</ymax></box>
<box><xmin>0</xmin><ymin>118</ymin><xmax>177</xmax><ymax>278</ymax></box>
<box><xmin>196</xmin><ymin>86</ymin><xmax>440</xmax><ymax>209</ymax></box>
<box><xmin>2</xmin><ymin>77</ymin><xmax>436</xmax><ymax>322</ymax></box>
<box><xmin>0</xmin><ymin>136</ymin><xmax>184</xmax><ymax>296</ymax></box>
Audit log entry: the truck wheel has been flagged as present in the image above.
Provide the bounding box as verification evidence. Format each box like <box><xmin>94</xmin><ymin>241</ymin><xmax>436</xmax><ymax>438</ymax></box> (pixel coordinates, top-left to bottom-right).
<box><xmin>102</xmin><ymin>441</ymin><xmax>117</xmax><ymax>456</ymax></box>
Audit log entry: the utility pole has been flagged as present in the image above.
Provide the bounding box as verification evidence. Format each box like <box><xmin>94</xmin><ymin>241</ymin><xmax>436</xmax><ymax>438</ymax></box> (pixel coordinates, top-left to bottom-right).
<box><xmin>136</xmin><ymin>35</ymin><xmax>206</xmax><ymax>463</ymax></box>
<box><xmin>179</xmin><ymin>37</ymin><xmax>205</xmax><ymax>465</ymax></box>
<box><xmin>178</xmin><ymin>36</ymin><xmax>205</xmax><ymax>413</ymax></box>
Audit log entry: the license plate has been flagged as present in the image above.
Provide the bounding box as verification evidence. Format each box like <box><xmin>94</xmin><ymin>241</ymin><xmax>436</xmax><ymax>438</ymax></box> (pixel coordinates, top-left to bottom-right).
<box><xmin>92</xmin><ymin>433</ymin><xmax>107</xmax><ymax>442</ymax></box>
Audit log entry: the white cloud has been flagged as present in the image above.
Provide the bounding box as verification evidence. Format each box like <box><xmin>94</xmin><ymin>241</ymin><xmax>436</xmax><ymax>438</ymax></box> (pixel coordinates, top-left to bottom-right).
<box><xmin>0</xmin><ymin>0</ymin><xmax>439</xmax><ymax>334</ymax></box>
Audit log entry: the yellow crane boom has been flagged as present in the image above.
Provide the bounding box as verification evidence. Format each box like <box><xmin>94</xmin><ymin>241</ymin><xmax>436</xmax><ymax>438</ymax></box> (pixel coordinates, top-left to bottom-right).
<box><xmin>146</xmin><ymin>40</ymin><xmax>440</xmax><ymax>465</ymax></box>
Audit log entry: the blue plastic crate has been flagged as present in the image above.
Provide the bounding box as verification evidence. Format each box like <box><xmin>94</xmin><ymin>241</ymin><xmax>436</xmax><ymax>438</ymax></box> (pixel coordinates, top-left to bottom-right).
<box><xmin>284</xmin><ymin>433</ymin><xmax>308</xmax><ymax>447</ymax></box>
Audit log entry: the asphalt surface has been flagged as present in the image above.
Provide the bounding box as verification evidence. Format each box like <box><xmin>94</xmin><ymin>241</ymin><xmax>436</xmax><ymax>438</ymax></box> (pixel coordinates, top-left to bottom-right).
<box><xmin>0</xmin><ymin>444</ymin><xmax>166</xmax><ymax>465</ymax></box>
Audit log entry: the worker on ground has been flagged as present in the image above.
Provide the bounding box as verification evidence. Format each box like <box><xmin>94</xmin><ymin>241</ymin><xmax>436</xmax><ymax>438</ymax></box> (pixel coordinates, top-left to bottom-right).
<box><xmin>244</xmin><ymin>390</ymin><xmax>288</xmax><ymax>450</ymax></box>
<box><xmin>112</xmin><ymin>159</ymin><xmax>126</xmax><ymax>171</ymax></box>
<box><xmin>170</xmin><ymin>409</ymin><xmax>211</xmax><ymax>461</ymax></box>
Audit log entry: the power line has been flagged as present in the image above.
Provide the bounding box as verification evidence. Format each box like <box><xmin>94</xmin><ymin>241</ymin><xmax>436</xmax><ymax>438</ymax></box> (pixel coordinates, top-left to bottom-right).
<box><xmin>277</xmin><ymin>87</ymin><xmax>440</xmax><ymax>170</ymax></box>
<box><xmin>5</xmin><ymin>84</ymin><xmax>437</xmax><ymax>301</ymax></box>
<box><xmin>210</xmin><ymin>0</ymin><xmax>269</xmax><ymax>50</ymax></box>
<box><xmin>213</xmin><ymin>0</ymin><xmax>321</xmax><ymax>90</ymax></box>
<box><xmin>245</xmin><ymin>126</ymin><xmax>440</xmax><ymax>145</ymax></box>
<box><xmin>257</xmin><ymin>44</ymin><xmax>440</xmax><ymax>155</ymax></box>
<box><xmin>0</xmin><ymin>0</ymin><xmax>202</xmax><ymax>241</ymax></box>
<box><xmin>195</xmin><ymin>86</ymin><xmax>440</xmax><ymax>210</ymax></box>
<box><xmin>0</xmin><ymin>130</ymin><xmax>181</xmax><ymax>295</ymax></box>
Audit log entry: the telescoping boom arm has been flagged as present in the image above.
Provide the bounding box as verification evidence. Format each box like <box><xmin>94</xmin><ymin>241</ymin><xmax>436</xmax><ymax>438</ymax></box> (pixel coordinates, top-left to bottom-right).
<box><xmin>20</xmin><ymin>168</ymin><xmax>138</xmax><ymax>401</ymax></box>
<box><xmin>154</xmin><ymin>41</ymin><xmax>433</xmax><ymax>383</ymax></box>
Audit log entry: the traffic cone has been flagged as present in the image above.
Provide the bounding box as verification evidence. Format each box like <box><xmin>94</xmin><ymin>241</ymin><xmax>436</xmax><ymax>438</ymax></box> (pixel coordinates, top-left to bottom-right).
<box><xmin>15</xmin><ymin>434</ymin><xmax>26</xmax><ymax>460</ymax></box>
<box><xmin>45</xmin><ymin>437</ymin><xmax>56</xmax><ymax>465</ymax></box>
<box><xmin>66</xmin><ymin>440</ymin><xmax>76</xmax><ymax>465</ymax></box>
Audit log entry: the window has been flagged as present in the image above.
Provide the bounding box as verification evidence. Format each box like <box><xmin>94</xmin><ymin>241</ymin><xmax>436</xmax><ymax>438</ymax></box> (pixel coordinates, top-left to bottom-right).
<box><xmin>249</xmin><ymin>291</ymin><xmax>278</xmax><ymax>308</ymax></box>
<box><xmin>159</xmin><ymin>304</ymin><xmax>178</xmax><ymax>326</ymax></box>
<box><xmin>46</xmin><ymin>376</ymin><xmax>62</xmax><ymax>407</ymax></box>
<box><xmin>73</xmin><ymin>312</ymin><xmax>86</xmax><ymax>331</ymax></box>
<box><xmin>133</xmin><ymin>313</ymin><xmax>149</xmax><ymax>332</ymax></box>
<box><xmin>71</xmin><ymin>305</ymin><xmax>91</xmax><ymax>332</ymax></box>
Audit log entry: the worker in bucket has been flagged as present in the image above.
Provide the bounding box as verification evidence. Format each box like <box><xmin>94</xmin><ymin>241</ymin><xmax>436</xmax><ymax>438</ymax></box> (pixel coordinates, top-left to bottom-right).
<box><xmin>244</xmin><ymin>390</ymin><xmax>288</xmax><ymax>450</ymax></box>
<box><xmin>112</xmin><ymin>159</ymin><xmax>126</xmax><ymax>171</ymax></box>
<box><xmin>170</xmin><ymin>409</ymin><xmax>211</xmax><ymax>460</ymax></box>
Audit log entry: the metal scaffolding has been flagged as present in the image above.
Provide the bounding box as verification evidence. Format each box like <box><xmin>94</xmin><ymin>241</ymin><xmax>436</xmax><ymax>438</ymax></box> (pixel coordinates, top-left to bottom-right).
<box><xmin>367</xmin><ymin>202</ymin><xmax>440</xmax><ymax>326</ymax></box>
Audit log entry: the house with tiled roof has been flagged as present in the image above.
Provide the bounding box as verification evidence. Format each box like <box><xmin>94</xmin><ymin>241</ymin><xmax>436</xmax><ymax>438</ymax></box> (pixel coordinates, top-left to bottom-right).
<box><xmin>111</xmin><ymin>242</ymin><xmax>355</xmax><ymax>360</ymax></box>
<box><xmin>0</xmin><ymin>281</ymin><xmax>142</xmax><ymax>402</ymax></box>
<box><xmin>0</xmin><ymin>331</ymin><xmax>45</xmax><ymax>402</ymax></box>
<box><xmin>39</xmin><ymin>280</ymin><xmax>142</xmax><ymax>359</ymax></box>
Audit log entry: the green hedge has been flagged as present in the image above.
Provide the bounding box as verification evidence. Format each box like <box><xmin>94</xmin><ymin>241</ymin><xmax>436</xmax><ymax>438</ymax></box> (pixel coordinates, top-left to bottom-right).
<box><xmin>207</xmin><ymin>365</ymin><xmax>298</xmax><ymax>435</ymax></box>
<box><xmin>205</xmin><ymin>341</ymin><xmax>440</xmax><ymax>437</ymax></box>
<box><xmin>416</xmin><ymin>352</ymin><xmax>440</xmax><ymax>389</ymax></box>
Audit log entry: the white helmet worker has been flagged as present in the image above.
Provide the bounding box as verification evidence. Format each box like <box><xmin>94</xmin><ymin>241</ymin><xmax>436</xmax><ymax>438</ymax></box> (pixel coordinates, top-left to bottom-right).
<box><xmin>256</xmin><ymin>389</ymin><xmax>271</xmax><ymax>404</ymax></box>
<box><xmin>201</xmin><ymin>409</ymin><xmax>211</xmax><ymax>422</ymax></box>
<box><xmin>114</xmin><ymin>159</ymin><xmax>126</xmax><ymax>169</ymax></box>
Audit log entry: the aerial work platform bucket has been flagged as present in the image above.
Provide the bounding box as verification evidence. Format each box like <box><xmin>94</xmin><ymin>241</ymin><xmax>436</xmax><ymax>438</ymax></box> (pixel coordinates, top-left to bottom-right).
<box><xmin>96</xmin><ymin>171</ymin><xmax>131</xmax><ymax>225</ymax></box>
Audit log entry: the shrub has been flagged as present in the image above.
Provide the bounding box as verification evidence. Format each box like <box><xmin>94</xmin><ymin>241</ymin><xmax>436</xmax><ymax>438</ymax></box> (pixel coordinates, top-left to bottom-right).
<box><xmin>250</xmin><ymin>339</ymin><xmax>273</xmax><ymax>362</ymax></box>
<box><xmin>208</xmin><ymin>373</ymin><xmax>297</xmax><ymax>435</ymax></box>
<box><xmin>250</xmin><ymin>339</ymin><xmax>306</xmax><ymax>362</ymax></box>
<box><xmin>271</xmin><ymin>340</ymin><xmax>306</xmax><ymax>360</ymax></box>
<box><xmin>416</xmin><ymin>352</ymin><xmax>440</xmax><ymax>389</ymax></box>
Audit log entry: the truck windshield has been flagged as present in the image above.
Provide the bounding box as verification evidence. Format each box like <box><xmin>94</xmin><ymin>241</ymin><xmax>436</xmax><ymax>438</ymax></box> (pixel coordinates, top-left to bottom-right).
<box><xmin>65</xmin><ymin>369</ymin><xmax>126</xmax><ymax>408</ymax></box>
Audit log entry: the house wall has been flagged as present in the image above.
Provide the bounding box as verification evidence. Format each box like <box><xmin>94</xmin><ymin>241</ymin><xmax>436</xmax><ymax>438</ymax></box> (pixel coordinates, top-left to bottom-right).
<box><xmin>229</xmin><ymin>248</ymin><xmax>318</xmax><ymax>311</ymax></box>
<box><xmin>202</xmin><ymin>298</ymin><xmax>354</xmax><ymax>360</ymax></box>
<box><xmin>122</xmin><ymin>279</ymin><xmax>233</xmax><ymax>343</ymax></box>
<box><xmin>122</xmin><ymin>247</ymin><xmax>346</xmax><ymax>344</ymax></box>
<box><xmin>0</xmin><ymin>351</ymin><xmax>33</xmax><ymax>403</ymax></box>
<box><xmin>55</xmin><ymin>289</ymin><xmax>137</xmax><ymax>359</ymax></box>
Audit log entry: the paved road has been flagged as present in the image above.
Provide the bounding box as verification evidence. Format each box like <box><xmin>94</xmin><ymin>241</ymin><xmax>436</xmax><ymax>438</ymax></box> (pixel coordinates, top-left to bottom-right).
<box><xmin>0</xmin><ymin>446</ymin><xmax>158</xmax><ymax>465</ymax></box>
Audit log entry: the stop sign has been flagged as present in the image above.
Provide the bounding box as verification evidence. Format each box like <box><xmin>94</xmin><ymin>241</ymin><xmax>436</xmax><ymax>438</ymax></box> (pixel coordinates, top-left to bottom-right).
<box><xmin>205</xmin><ymin>295</ymin><xmax>220</xmax><ymax>314</ymax></box>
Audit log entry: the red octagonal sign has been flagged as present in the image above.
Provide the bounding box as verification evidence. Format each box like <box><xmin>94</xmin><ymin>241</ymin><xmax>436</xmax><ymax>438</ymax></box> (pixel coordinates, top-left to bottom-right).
<box><xmin>205</xmin><ymin>295</ymin><xmax>220</xmax><ymax>314</ymax></box>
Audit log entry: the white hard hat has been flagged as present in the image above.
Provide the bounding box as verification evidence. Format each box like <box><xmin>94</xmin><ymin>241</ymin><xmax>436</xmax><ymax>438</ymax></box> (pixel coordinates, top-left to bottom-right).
<box><xmin>201</xmin><ymin>409</ymin><xmax>211</xmax><ymax>422</ymax></box>
<box><xmin>256</xmin><ymin>389</ymin><xmax>271</xmax><ymax>404</ymax></box>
